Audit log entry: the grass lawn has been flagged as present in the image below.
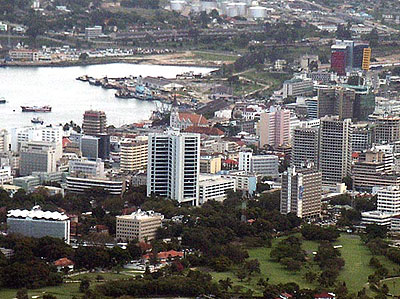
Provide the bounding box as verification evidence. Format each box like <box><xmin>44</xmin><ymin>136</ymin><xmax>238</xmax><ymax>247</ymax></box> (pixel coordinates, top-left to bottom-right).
<box><xmin>210</xmin><ymin>234</ymin><xmax>400</xmax><ymax>294</ymax></box>
<box><xmin>0</xmin><ymin>271</ymin><xmax>135</xmax><ymax>299</ymax></box>
<box><xmin>193</xmin><ymin>51</ymin><xmax>238</xmax><ymax>62</ymax></box>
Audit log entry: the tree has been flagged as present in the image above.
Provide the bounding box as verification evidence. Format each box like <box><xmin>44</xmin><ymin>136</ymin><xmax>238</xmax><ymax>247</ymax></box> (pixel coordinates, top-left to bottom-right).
<box><xmin>79</xmin><ymin>278</ymin><xmax>90</xmax><ymax>293</ymax></box>
<box><xmin>16</xmin><ymin>289</ymin><xmax>28</xmax><ymax>299</ymax></box>
<box><xmin>365</xmin><ymin>224</ymin><xmax>387</xmax><ymax>240</ymax></box>
<box><xmin>219</xmin><ymin>277</ymin><xmax>233</xmax><ymax>291</ymax></box>
<box><xmin>79</xmin><ymin>53</ymin><xmax>89</xmax><ymax>61</ymax></box>
<box><xmin>43</xmin><ymin>294</ymin><xmax>57</xmax><ymax>299</ymax></box>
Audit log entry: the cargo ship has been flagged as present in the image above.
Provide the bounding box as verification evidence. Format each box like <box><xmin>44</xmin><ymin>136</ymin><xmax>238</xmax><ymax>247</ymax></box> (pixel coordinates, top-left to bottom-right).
<box><xmin>21</xmin><ymin>106</ymin><xmax>52</xmax><ymax>113</ymax></box>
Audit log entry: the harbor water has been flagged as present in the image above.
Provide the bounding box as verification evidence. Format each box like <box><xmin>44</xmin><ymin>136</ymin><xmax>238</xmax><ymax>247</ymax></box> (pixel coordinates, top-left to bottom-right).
<box><xmin>0</xmin><ymin>63</ymin><xmax>215</xmax><ymax>130</ymax></box>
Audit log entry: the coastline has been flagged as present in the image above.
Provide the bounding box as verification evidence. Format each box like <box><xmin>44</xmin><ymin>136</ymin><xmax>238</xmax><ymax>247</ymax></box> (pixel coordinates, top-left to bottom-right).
<box><xmin>0</xmin><ymin>54</ymin><xmax>222</xmax><ymax>69</ymax></box>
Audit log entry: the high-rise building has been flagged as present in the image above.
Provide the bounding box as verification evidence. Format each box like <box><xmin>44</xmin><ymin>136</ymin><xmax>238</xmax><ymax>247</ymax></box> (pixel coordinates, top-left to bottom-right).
<box><xmin>291</xmin><ymin>127</ymin><xmax>319</xmax><ymax>168</ymax></box>
<box><xmin>317</xmin><ymin>86</ymin><xmax>355</xmax><ymax>120</ymax></box>
<box><xmin>19</xmin><ymin>141</ymin><xmax>57</xmax><ymax>176</ymax></box>
<box><xmin>82</xmin><ymin>110</ymin><xmax>107</xmax><ymax>136</ymax></box>
<box><xmin>374</xmin><ymin>116</ymin><xmax>400</xmax><ymax>144</ymax></box>
<box><xmin>120</xmin><ymin>139</ymin><xmax>148</xmax><ymax>172</ymax></box>
<box><xmin>331</xmin><ymin>44</ymin><xmax>348</xmax><ymax>75</ymax></box>
<box><xmin>147</xmin><ymin>131</ymin><xmax>200</xmax><ymax>205</ymax></box>
<box><xmin>280</xmin><ymin>166</ymin><xmax>322</xmax><ymax>219</ymax></box>
<box><xmin>116</xmin><ymin>210</ymin><xmax>163</xmax><ymax>242</ymax></box>
<box><xmin>258</xmin><ymin>107</ymin><xmax>290</xmax><ymax>148</ymax></box>
<box><xmin>7</xmin><ymin>206</ymin><xmax>70</xmax><ymax>244</ymax></box>
<box><xmin>319</xmin><ymin>116</ymin><xmax>352</xmax><ymax>185</ymax></box>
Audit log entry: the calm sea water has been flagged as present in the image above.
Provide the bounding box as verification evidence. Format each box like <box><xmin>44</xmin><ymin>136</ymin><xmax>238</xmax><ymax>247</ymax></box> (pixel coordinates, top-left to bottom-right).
<box><xmin>0</xmin><ymin>63</ymin><xmax>214</xmax><ymax>130</ymax></box>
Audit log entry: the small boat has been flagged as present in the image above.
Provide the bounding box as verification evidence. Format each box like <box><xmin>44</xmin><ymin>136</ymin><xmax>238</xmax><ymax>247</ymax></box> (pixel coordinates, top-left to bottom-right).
<box><xmin>21</xmin><ymin>105</ymin><xmax>52</xmax><ymax>113</ymax></box>
<box><xmin>31</xmin><ymin>117</ymin><xmax>44</xmax><ymax>125</ymax></box>
<box><xmin>0</xmin><ymin>97</ymin><xmax>6</xmax><ymax>104</ymax></box>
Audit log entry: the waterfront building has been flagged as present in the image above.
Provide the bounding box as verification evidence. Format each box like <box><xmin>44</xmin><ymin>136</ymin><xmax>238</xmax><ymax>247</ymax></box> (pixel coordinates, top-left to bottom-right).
<box><xmin>85</xmin><ymin>26</ymin><xmax>102</xmax><ymax>40</ymax></box>
<box><xmin>19</xmin><ymin>141</ymin><xmax>57</xmax><ymax>176</ymax></box>
<box><xmin>280</xmin><ymin>166</ymin><xmax>322</xmax><ymax>219</ymax></box>
<box><xmin>319</xmin><ymin>116</ymin><xmax>352</xmax><ymax>186</ymax></box>
<box><xmin>82</xmin><ymin>110</ymin><xmax>107</xmax><ymax>136</ymax></box>
<box><xmin>7</xmin><ymin>206</ymin><xmax>70</xmax><ymax>244</ymax></box>
<box><xmin>116</xmin><ymin>210</ymin><xmax>163</xmax><ymax>242</ymax></box>
<box><xmin>65</xmin><ymin>176</ymin><xmax>125</xmax><ymax>196</ymax></box>
<box><xmin>258</xmin><ymin>107</ymin><xmax>291</xmax><ymax>148</ymax></box>
<box><xmin>199</xmin><ymin>175</ymin><xmax>236</xmax><ymax>205</ymax></box>
<box><xmin>120</xmin><ymin>139</ymin><xmax>148</xmax><ymax>172</ymax></box>
<box><xmin>9</xmin><ymin>49</ymin><xmax>39</xmax><ymax>62</ymax></box>
<box><xmin>147</xmin><ymin>130</ymin><xmax>200</xmax><ymax>205</ymax></box>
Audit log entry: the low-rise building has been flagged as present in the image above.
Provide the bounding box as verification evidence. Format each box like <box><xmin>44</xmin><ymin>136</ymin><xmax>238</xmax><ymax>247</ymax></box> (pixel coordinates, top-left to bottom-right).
<box><xmin>69</xmin><ymin>158</ymin><xmax>105</xmax><ymax>177</ymax></box>
<box><xmin>7</xmin><ymin>206</ymin><xmax>70</xmax><ymax>244</ymax></box>
<box><xmin>199</xmin><ymin>175</ymin><xmax>236</xmax><ymax>204</ymax></box>
<box><xmin>65</xmin><ymin>176</ymin><xmax>125</xmax><ymax>196</ymax></box>
<box><xmin>116</xmin><ymin>210</ymin><xmax>163</xmax><ymax>242</ymax></box>
<box><xmin>200</xmin><ymin>156</ymin><xmax>221</xmax><ymax>174</ymax></box>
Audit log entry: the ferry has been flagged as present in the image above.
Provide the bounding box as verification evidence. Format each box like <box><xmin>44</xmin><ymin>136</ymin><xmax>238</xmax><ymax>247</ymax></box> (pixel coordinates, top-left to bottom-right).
<box><xmin>21</xmin><ymin>106</ymin><xmax>52</xmax><ymax>113</ymax></box>
<box><xmin>31</xmin><ymin>117</ymin><xmax>44</xmax><ymax>124</ymax></box>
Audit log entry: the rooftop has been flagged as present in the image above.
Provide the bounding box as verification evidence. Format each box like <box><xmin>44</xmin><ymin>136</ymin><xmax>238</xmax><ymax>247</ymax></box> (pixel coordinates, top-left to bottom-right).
<box><xmin>8</xmin><ymin>206</ymin><xmax>69</xmax><ymax>221</ymax></box>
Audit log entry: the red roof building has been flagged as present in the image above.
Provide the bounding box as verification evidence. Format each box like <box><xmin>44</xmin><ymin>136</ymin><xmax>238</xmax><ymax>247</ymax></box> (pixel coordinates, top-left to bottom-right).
<box><xmin>142</xmin><ymin>250</ymin><xmax>184</xmax><ymax>263</ymax></box>
<box><xmin>184</xmin><ymin>126</ymin><xmax>224</xmax><ymax>137</ymax></box>
<box><xmin>170</xmin><ymin>109</ymin><xmax>208</xmax><ymax>130</ymax></box>
<box><xmin>314</xmin><ymin>293</ymin><xmax>336</xmax><ymax>299</ymax></box>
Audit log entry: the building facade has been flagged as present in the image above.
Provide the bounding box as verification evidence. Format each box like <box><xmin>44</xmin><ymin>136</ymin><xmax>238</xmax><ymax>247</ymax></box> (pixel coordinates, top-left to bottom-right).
<box><xmin>82</xmin><ymin>110</ymin><xmax>107</xmax><ymax>136</ymax></box>
<box><xmin>19</xmin><ymin>141</ymin><xmax>57</xmax><ymax>176</ymax></box>
<box><xmin>280</xmin><ymin>166</ymin><xmax>322</xmax><ymax>219</ymax></box>
<box><xmin>120</xmin><ymin>140</ymin><xmax>148</xmax><ymax>172</ymax></box>
<box><xmin>258</xmin><ymin>108</ymin><xmax>291</xmax><ymax>148</ymax></box>
<box><xmin>319</xmin><ymin>116</ymin><xmax>352</xmax><ymax>186</ymax></box>
<box><xmin>7</xmin><ymin>206</ymin><xmax>70</xmax><ymax>244</ymax></box>
<box><xmin>116</xmin><ymin>210</ymin><xmax>163</xmax><ymax>242</ymax></box>
<box><xmin>199</xmin><ymin>175</ymin><xmax>236</xmax><ymax>204</ymax></box>
<box><xmin>147</xmin><ymin>131</ymin><xmax>200</xmax><ymax>205</ymax></box>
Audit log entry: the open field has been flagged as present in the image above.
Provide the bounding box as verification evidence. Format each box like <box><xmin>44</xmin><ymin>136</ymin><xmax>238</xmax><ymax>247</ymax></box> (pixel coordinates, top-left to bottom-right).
<box><xmin>210</xmin><ymin>234</ymin><xmax>400</xmax><ymax>295</ymax></box>
<box><xmin>0</xmin><ymin>271</ymin><xmax>133</xmax><ymax>299</ymax></box>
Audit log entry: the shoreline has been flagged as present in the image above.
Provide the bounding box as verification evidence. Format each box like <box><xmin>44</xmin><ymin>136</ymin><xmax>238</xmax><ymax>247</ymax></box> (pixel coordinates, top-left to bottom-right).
<box><xmin>0</xmin><ymin>56</ymin><xmax>221</xmax><ymax>69</ymax></box>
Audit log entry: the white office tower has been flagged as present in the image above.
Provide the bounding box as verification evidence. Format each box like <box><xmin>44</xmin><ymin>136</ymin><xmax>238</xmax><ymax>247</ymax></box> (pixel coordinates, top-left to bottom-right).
<box><xmin>319</xmin><ymin>116</ymin><xmax>352</xmax><ymax>186</ymax></box>
<box><xmin>11</xmin><ymin>126</ymin><xmax>63</xmax><ymax>160</ymax></box>
<box><xmin>238</xmin><ymin>151</ymin><xmax>279</xmax><ymax>177</ymax></box>
<box><xmin>377</xmin><ymin>186</ymin><xmax>400</xmax><ymax>214</ymax></box>
<box><xmin>147</xmin><ymin>131</ymin><xmax>200</xmax><ymax>206</ymax></box>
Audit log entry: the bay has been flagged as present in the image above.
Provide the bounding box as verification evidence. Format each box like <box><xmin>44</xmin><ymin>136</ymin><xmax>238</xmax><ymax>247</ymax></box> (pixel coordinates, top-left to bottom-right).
<box><xmin>0</xmin><ymin>63</ymin><xmax>215</xmax><ymax>130</ymax></box>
